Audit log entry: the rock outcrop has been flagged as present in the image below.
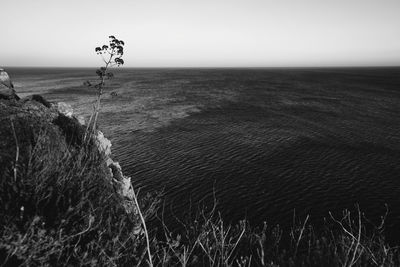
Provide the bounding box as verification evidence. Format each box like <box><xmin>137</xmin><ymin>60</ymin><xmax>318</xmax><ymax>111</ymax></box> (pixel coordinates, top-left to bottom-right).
<box><xmin>96</xmin><ymin>131</ymin><xmax>138</xmax><ymax>214</ymax></box>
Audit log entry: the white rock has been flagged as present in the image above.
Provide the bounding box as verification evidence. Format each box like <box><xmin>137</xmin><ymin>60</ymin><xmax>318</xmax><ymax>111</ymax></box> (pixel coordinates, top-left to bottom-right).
<box><xmin>57</xmin><ymin>102</ymin><xmax>73</xmax><ymax>117</ymax></box>
<box><xmin>77</xmin><ymin>115</ymin><xmax>85</xmax><ymax>125</ymax></box>
<box><xmin>93</xmin><ymin>130</ymin><xmax>138</xmax><ymax>215</ymax></box>
<box><xmin>109</xmin><ymin>161</ymin><xmax>134</xmax><ymax>199</ymax></box>
<box><xmin>96</xmin><ymin>131</ymin><xmax>112</xmax><ymax>156</ymax></box>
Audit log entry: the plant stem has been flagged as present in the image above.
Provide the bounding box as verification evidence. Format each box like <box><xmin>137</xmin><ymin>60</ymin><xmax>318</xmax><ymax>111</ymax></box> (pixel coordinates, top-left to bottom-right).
<box><xmin>132</xmin><ymin>187</ymin><xmax>153</xmax><ymax>267</ymax></box>
<box><xmin>92</xmin><ymin>53</ymin><xmax>113</xmax><ymax>134</ymax></box>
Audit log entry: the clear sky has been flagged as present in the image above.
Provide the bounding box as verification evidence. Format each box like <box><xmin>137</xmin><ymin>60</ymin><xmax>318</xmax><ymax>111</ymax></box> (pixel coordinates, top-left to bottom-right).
<box><xmin>2</xmin><ymin>0</ymin><xmax>400</xmax><ymax>67</ymax></box>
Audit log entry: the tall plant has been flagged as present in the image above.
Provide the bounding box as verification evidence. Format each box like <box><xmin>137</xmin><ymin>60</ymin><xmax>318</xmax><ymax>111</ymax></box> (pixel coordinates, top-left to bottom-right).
<box><xmin>86</xmin><ymin>35</ymin><xmax>125</xmax><ymax>135</ymax></box>
<box><xmin>85</xmin><ymin>36</ymin><xmax>154</xmax><ymax>266</ymax></box>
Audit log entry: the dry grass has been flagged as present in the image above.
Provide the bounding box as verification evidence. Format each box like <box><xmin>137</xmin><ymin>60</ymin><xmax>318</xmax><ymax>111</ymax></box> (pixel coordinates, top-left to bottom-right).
<box><xmin>0</xmin><ymin>121</ymin><xmax>152</xmax><ymax>266</ymax></box>
<box><xmin>147</xmin><ymin>203</ymin><xmax>400</xmax><ymax>267</ymax></box>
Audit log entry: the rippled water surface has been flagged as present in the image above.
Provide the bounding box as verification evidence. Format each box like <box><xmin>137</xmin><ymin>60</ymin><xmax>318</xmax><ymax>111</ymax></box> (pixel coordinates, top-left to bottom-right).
<box><xmin>9</xmin><ymin>67</ymin><xmax>400</xmax><ymax>235</ymax></box>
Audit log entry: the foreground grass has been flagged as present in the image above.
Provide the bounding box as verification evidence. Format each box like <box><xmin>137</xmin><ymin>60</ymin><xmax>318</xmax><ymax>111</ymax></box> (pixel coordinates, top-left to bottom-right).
<box><xmin>151</xmin><ymin>205</ymin><xmax>400</xmax><ymax>266</ymax></box>
<box><xmin>0</xmin><ymin>121</ymin><xmax>399</xmax><ymax>266</ymax></box>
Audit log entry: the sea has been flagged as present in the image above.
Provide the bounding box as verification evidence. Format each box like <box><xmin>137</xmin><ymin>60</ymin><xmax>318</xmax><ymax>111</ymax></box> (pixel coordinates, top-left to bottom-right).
<box><xmin>8</xmin><ymin>67</ymin><xmax>400</xmax><ymax>240</ymax></box>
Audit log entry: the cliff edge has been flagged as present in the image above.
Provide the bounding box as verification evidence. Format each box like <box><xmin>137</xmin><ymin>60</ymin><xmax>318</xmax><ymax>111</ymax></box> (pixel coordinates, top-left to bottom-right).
<box><xmin>0</xmin><ymin>94</ymin><xmax>143</xmax><ymax>265</ymax></box>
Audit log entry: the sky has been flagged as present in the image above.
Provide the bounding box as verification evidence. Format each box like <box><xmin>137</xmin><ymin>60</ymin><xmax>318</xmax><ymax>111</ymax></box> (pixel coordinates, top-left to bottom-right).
<box><xmin>1</xmin><ymin>0</ymin><xmax>400</xmax><ymax>67</ymax></box>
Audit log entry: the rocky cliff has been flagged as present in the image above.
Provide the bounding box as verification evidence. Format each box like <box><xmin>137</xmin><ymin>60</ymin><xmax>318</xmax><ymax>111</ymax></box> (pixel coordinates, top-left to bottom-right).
<box><xmin>0</xmin><ymin>92</ymin><xmax>147</xmax><ymax>265</ymax></box>
<box><xmin>0</xmin><ymin>94</ymin><xmax>137</xmax><ymax>215</ymax></box>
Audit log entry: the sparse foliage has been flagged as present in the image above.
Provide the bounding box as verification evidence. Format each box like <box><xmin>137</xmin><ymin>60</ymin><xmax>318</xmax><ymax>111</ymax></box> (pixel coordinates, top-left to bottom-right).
<box><xmin>85</xmin><ymin>35</ymin><xmax>125</xmax><ymax>137</ymax></box>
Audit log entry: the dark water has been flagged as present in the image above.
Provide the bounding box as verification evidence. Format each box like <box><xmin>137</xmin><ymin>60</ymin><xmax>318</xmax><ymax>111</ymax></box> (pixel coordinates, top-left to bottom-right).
<box><xmin>8</xmin><ymin>67</ymin><xmax>400</xmax><ymax>237</ymax></box>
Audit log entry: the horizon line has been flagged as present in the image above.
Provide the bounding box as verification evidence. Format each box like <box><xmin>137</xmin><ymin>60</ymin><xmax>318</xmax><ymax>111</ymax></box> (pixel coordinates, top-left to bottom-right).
<box><xmin>4</xmin><ymin>65</ymin><xmax>400</xmax><ymax>69</ymax></box>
